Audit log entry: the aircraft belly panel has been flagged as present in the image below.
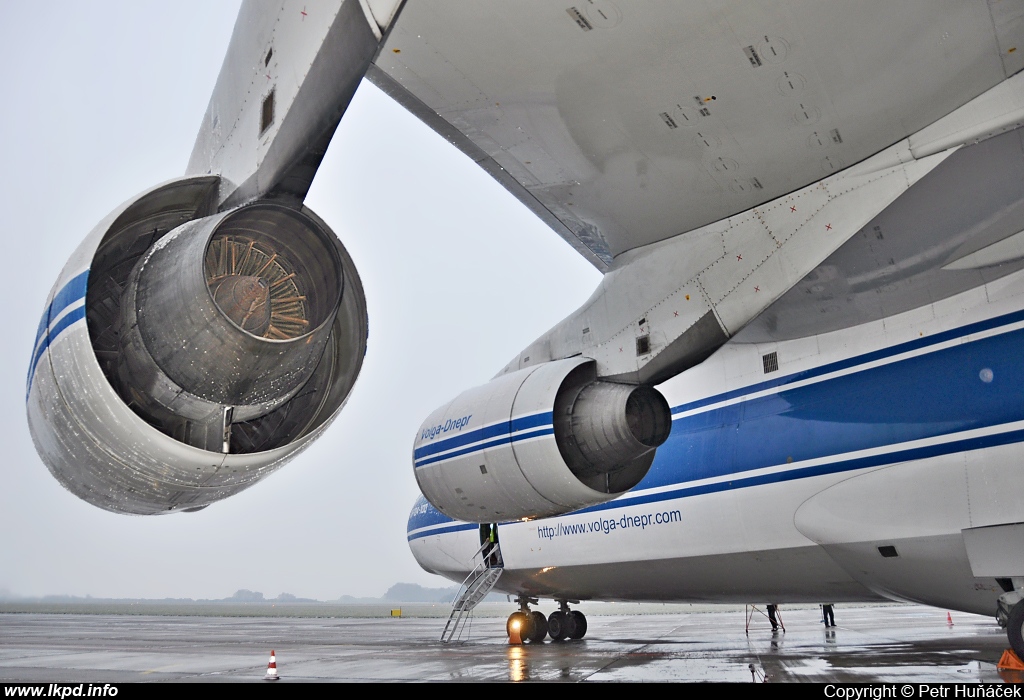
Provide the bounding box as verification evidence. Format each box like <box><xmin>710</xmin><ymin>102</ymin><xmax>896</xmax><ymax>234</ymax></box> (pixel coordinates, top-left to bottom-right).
<box><xmin>812</xmin><ymin>535</ymin><xmax>1000</xmax><ymax>617</ymax></box>
<box><xmin>493</xmin><ymin>546</ymin><xmax>880</xmax><ymax>604</ymax></box>
<box><xmin>408</xmin><ymin>527</ymin><xmax>482</xmax><ymax>580</ymax></box>
<box><xmin>792</xmin><ymin>440</ymin><xmax>1024</xmax><ymax>550</ymax></box>
<box><xmin>963</xmin><ymin>523</ymin><xmax>1024</xmax><ymax>578</ymax></box>
<box><xmin>793</xmin><ymin>459</ymin><xmax>972</xmax><ymax>546</ymax></box>
<box><xmin>792</xmin><ymin>444</ymin><xmax>1024</xmax><ymax>615</ymax></box>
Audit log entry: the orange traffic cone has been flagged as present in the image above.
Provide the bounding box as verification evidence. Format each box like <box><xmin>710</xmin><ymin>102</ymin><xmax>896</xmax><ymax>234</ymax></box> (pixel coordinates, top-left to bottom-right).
<box><xmin>264</xmin><ymin>650</ymin><xmax>280</xmax><ymax>681</ymax></box>
<box><xmin>946</xmin><ymin>612</ymin><xmax>954</xmax><ymax>626</ymax></box>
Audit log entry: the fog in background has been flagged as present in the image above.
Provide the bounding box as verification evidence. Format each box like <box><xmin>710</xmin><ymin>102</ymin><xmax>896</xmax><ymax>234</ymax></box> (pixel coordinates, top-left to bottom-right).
<box><xmin>0</xmin><ymin>2</ymin><xmax>599</xmax><ymax>600</ymax></box>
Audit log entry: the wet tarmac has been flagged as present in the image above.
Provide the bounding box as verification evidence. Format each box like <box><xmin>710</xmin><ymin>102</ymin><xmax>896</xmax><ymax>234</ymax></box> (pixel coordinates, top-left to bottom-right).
<box><xmin>0</xmin><ymin>604</ymin><xmax>1019</xmax><ymax>682</ymax></box>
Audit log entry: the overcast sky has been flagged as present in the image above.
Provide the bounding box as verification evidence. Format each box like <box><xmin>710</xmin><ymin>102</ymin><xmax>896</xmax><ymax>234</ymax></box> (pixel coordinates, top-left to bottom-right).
<box><xmin>0</xmin><ymin>2</ymin><xmax>599</xmax><ymax>599</ymax></box>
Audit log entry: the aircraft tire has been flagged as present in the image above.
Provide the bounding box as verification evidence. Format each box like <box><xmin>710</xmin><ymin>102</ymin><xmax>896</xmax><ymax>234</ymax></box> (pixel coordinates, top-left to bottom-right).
<box><xmin>508</xmin><ymin>611</ymin><xmax>530</xmax><ymax>641</ymax></box>
<box><xmin>527</xmin><ymin>610</ymin><xmax>548</xmax><ymax>643</ymax></box>
<box><xmin>548</xmin><ymin>611</ymin><xmax>569</xmax><ymax>641</ymax></box>
<box><xmin>568</xmin><ymin>610</ymin><xmax>588</xmax><ymax>639</ymax></box>
<box><xmin>1008</xmin><ymin>600</ymin><xmax>1024</xmax><ymax>660</ymax></box>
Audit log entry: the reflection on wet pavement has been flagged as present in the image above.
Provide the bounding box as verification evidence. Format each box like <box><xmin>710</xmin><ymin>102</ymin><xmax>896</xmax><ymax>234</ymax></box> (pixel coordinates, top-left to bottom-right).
<box><xmin>0</xmin><ymin>605</ymin><xmax>1013</xmax><ymax>682</ymax></box>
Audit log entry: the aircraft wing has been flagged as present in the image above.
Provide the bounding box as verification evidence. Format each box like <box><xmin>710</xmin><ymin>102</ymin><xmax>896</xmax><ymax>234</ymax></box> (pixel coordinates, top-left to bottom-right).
<box><xmin>369</xmin><ymin>1</ymin><xmax>1024</xmax><ymax>271</ymax></box>
<box><xmin>186</xmin><ymin>0</ymin><xmax>395</xmax><ymax>208</ymax></box>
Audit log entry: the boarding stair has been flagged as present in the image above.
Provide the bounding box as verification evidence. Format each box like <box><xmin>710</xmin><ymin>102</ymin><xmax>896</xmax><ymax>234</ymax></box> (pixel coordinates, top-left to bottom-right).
<box><xmin>440</xmin><ymin>541</ymin><xmax>504</xmax><ymax>643</ymax></box>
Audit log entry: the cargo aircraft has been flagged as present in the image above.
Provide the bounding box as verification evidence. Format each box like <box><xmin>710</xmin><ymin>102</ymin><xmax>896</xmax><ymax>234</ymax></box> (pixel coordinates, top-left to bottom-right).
<box><xmin>25</xmin><ymin>0</ymin><xmax>1024</xmax><ymax>656</ymax></box>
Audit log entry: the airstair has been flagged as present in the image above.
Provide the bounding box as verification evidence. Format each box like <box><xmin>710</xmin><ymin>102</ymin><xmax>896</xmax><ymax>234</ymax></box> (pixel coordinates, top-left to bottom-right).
<box><xmin>440</xmin><ymin>541</ymin><xmax>504</xmax><ymax>643</ymax></box>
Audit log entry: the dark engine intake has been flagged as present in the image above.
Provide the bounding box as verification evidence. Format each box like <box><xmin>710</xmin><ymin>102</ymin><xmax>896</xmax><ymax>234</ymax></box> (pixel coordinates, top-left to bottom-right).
<box><xmin>555</xmin><ymin>377</ymin><xmax>671</xmax><ymax>493</ymax></box>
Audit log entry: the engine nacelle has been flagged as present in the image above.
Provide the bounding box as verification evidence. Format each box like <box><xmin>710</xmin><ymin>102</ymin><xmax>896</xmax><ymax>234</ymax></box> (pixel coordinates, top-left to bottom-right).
<box><xmin>413</xmin><ymin>357</ymin><xmax>671</xmax><ymax>522</ymax></box>
<box><xmin>26</xmin><ymin>177</ymin><xmax>368</xmax><ymax>514</ymax></box>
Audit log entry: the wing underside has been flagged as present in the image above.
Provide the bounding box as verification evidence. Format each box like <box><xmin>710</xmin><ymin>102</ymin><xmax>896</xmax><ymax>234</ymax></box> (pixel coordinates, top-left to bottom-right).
<box><xmin>371</xmin><ymin>1</ymin><xmax>1024</xmax><ymax>270</ymax></box>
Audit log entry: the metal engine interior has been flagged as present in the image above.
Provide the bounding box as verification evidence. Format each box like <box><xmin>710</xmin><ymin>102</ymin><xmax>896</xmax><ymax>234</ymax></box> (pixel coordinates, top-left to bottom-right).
<box><xmin>553</xmin><ymin>362</ymin><xmax>672</xmax><ymax>494</ymax></box>
<box><xmin>86</xmin><ymin>177</ymin><xmax>366</xmax><ymax>455</ymax></box>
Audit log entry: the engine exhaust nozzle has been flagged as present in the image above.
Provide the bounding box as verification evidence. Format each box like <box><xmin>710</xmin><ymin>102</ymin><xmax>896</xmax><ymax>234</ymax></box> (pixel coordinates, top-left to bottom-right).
<box><xmin>115</xmin><ymin>203</ymin><xmax>344</xmax><ymax>451</ymax></box>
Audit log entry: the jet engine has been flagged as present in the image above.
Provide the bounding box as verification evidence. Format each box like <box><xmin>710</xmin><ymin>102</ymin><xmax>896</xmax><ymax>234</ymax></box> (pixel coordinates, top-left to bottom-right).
<box><xmin>414</xmin><ymin>357</ymin><xmax>671</xmax><ymax>522</ymax></box>
<box><xmin>26</xmin><ymin>177</ymin><xmax>368</xmax><ymax>514</ymax></box>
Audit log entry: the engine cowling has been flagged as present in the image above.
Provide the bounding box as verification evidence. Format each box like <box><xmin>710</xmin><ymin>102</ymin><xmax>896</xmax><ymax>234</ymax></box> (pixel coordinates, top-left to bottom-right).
<box><xmin>413</xmin><ymin>357</ymin><xmax>671</xmax><ymax>522</ymax></box>
<box><xmin>26</xmin><ymin>177</ymin><xmax>368</xmax><ymax>514</ymax></box>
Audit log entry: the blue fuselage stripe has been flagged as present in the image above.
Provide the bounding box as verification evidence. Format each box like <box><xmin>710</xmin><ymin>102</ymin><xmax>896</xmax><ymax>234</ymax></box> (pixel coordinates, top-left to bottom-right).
<box><xmin>408</xmin><ymin>309</ymin><xmax>1024</xmax><ymax>537</ymax></box>
<box><xmin>672</xmin><ymin>306</ymin><xmax>1024</xmax><ymax>415</ymax></box>
<box><xmin>643</xmin><ymin>325</ymin><xmax>1024</xmax><ymax>489</ymax></box>
<box><xmin>408</xmin><ymin>522</ymin><xmax>478</xmax><ymax>540</ymax></box>
<box><xmin>584</xmin><ymin>427</ymin><xmax>1024</xmax><ymax>516</ymax></box>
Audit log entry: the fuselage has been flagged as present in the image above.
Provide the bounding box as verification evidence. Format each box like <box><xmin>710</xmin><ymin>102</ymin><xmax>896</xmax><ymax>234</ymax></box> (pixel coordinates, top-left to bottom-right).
<box><xmin>409</xmin><ymin>267</ymin><xmax>1024</xmax><ymax>617</ymax></box>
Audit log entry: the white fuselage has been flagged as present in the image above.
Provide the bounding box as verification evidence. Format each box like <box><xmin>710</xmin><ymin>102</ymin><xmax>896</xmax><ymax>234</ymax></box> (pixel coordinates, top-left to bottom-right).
<box><xmin>409</xmin><ymin>267</ymin><xmax>1024</xmax><ymax>617</ymax></box>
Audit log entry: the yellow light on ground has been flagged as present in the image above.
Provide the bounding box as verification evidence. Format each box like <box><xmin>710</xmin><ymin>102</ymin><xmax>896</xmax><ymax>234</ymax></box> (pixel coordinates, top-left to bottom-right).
<box><xmin>508</xmin><ymin>617</ymin><xmax>523</xmax><ymax>645</ymax></box>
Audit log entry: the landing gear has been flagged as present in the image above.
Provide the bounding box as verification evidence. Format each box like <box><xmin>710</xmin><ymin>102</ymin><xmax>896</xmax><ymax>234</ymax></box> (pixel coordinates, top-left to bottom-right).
<box><xmin>568</xmin><ymin>609</ymin><xmax>588</xmax><ymax>639</ymax></box>
<box><xmin>547</xmin><ymin>602</ymin><xmax>588</xmax><ymax>641</ymax></box>
<box><xmin>507</xmin><ymin>596</ymin><xmax>546</xmax><ymax>643</ymax></box>
<box><xmin>527</xmin><ymin>610</ymin><xmax>548</xmax><ymax>643</ymax></box>
<box><xmin>548</xmin><ymin>600</ymin><xmax>571</xmax><ymax>641</ymax></box>
<box><xmin>547</xmin><ymin>610</ymin><xmax>569</xmax><ymax>641</ymax></box>
<box><xmin>1007</xmin><ymin>600</ymin><xmax>1024</xmax><ymax>660</ymax></box>
<box><xmin>506</xmin><ymin>597</ymin><xmax>588</xmax><ymax>643</ymax></box>
<box><xmin>997</xmin><ymin>583</ymin><xmax>1024</xmax><ymax>660</ymax></box>
<box><xmin>507</xmin><ymin>611</ymin><xmax>529</xmax><ymax>640</ymax></box>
